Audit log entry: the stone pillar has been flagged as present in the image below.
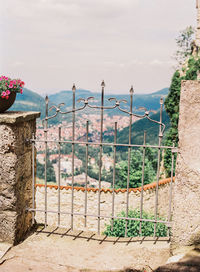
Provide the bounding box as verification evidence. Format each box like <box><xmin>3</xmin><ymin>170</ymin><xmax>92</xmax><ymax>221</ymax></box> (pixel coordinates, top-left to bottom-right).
<box><xmin>0</xmin><ymin>111</ymin><xmax>40</xmax><ymax>245</ymax></box>
<box><xmin>172</xmin><ymin>80</ymin><xmax>200</xmax><ymax>251</ymax></box>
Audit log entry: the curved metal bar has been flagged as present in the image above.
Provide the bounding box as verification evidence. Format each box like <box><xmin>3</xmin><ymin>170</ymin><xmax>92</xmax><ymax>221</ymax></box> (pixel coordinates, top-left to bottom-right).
<box><xmin>87</xmin><ymin>104</ymin><xmax>118</xmax><ymax>110</ymax></box>
<box><xmin>116</xmin><ymin>105</ymin><xmax>130</xmax><ymax>115</ymax></box>
<box><xmin>41</xmin><ymin>100</ymin><xmax>87</xmax><ymax>125</ymax></box>
<box><xmin>87</xmin><ymin>96</ymin><xmax>118</xmax><ymax>110</ymax></box>
<box><xmin>145</xmin><ymin>115</ymin><xmax>166</xmax><ymax>134</ymax></box>
<box><xmin>132</xmin><ymin>113</ymin><xmax>146</xmax><ymax>119</ymax></box>
<box><xmin>59</xmin><ymin>103</ymin><xmax>87</xmax><ymax>114</ymax></box>
<box><xmin>41</xmin><ymin>91</ymin><xmax>166</xmax><ymax>135</ymax></box>
<box><xmin>116</xmin><ymin>98</ymin><xmax>166</xmax><ymax>134</ymax></box>
<box><xmin>46</xmin><ymin>106</ymin><xmax>59</xmax><ymax>119</ymax></box>
<box><xmin>115</xmin><ymin>99</ymin><xmax>130</xmax><ymax>115</ymax></box>
<box><xmin>116</xmin><ymin>105</ymin><xmax>146</xmax><ymax>119</ymax></box>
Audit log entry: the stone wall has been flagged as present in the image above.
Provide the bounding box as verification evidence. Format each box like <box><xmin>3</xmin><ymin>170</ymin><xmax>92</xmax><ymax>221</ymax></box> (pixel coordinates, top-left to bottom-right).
<box><xmin>35</xmin><ymin>178</ymin><xmax>173</xmax><ymax>232</ymax></box>
<box><xmin>0</xmin><ymin>111</ymin><xmax>40</xmax><ymax>244</ymax></box>
<box><xmin>172</xmin><ymin>80</ymin><xmax>200</xmax><ymax>250</ymax></box>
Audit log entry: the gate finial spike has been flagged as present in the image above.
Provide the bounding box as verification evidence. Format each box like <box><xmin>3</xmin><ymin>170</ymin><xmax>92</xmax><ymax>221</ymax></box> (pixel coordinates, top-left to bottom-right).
<box><xmin>101</xmin><ymin>80</ymin><xmax>105</xmax><ymax>87</ymax></box>
<box><xmin>72</xmin><ymin>84</ymin><xmax>76</xmax><ymax>92</ymax></box>
<box><xmin>45</xmin><ymin>95</ymin><xmax>49</xmax><ymax>104</ymax></box>
<box><xmin>130</xmin><ymin>86</ymin><xmax>134</xmax><ymax>95</ymax></box>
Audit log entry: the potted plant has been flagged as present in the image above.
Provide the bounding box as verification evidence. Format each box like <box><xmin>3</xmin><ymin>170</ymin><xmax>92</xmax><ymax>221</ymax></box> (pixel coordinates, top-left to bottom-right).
<box><xmin>0</xmin><ymin>75</ymin><xmax>24</xmax><ymax>113</ymax></box>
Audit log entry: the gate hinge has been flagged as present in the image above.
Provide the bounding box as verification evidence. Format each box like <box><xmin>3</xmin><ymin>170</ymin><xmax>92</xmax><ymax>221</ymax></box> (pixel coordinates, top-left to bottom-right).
<box><xmin>25</xmin><ymin>138</ymin><xmax>32</xmax><ymax>146</ymax></box>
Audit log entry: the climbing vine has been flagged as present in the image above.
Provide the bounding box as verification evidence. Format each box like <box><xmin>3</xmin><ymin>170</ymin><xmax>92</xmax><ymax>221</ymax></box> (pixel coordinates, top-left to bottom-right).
<box><xmin>164</xmin><ymin>56</ymin><xmax>200</xmax><ymax>175</ymax></box>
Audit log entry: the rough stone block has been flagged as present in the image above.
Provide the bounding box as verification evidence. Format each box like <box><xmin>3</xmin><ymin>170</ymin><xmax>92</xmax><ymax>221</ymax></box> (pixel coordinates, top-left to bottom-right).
<box><xmin>0</xmin><ymin>111</ymin><xmax>40</xmax><ymax>244</ymax></box>
<box><xmin>0</xmin><ymin>211</ymin><xmax>17</xmax><ymax>243</ymax></box>
<box><xmin>172</xmin><ymin>80</ymin><xmax>200</xmax><ymax>250</ymax></box>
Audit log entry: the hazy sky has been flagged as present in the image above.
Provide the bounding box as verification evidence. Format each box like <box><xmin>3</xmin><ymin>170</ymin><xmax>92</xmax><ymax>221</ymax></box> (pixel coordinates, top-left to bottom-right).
<box><xmin>0</xmin><ymin>0</ymin><xmax>196</xmax><ymax>95</ymax></box>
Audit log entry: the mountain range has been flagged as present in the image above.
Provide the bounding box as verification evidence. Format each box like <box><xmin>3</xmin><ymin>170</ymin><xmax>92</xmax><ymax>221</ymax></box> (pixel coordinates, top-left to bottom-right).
<box><xmin>10</xmin><ymin>87</ymin><xmax>169</xmax><ymax>119</ymax></box>
<box><xmin>9</xmin><ymin>87</ymin><xmax>170</xmax><ymax>145</ymax></box>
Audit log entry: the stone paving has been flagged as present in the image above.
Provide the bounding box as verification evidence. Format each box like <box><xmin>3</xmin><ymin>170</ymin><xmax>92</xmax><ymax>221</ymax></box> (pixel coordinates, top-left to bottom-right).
<box><xmin>0</xmin><ymin>226</ymin><xmax>171</xmax><ymax>272</ymax></box>
<box><xmin>1</xmin><ymin>226</ymin><xmax>200</xmax><ymax>272</ymax></box>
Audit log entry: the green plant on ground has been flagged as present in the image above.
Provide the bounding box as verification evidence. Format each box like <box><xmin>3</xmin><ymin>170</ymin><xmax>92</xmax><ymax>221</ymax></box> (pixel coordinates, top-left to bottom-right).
<box><xmin>104</xmin><ymin>209</ymin><xmax>168</xmax><ymax>237</ymax></box>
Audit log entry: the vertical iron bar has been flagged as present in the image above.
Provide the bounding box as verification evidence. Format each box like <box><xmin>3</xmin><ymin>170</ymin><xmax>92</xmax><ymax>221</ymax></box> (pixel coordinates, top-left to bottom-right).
<box><xmin>44</xmin><ymin>95</ymin><xmax>49</xmax><ymax>227</ymax></box>
<box><xmin>58</xmin><ymin>127</ymin><xmax>61</xmax><ymax>226</ymax></box>
<box><xmin>84</xmin><ymin>121</ymin><xmax>89</xmax><ymax>227</ymax></box>
<box><xmin>98</xmin><ymin>80</ymin><xmax>105</xmax><ymax>234</ymax></box>
<box><xmin>154</xmin><ymin>97</ymin><xmax>163</xmax><ymax>236</ymax></box>
<box><xmin>139</xmin><ymin>131</ymin><xmax>146</xmax><ymax>235</ymax></box>
<box><xmin>32</xmin><ymin>132</ymin><xmax>35</xmax><ymax>225</ymax></box>
<box><xmin>111</xmin><ymin>122</ymin><xmax>117</xmax><ymax>231</ymax></box>
<box><xmin>71</xmin><ymin>84</ymin><xmax>76</xmax><ymax>230</ymax></box>
<box><xmin>125</xmin><ymin>86</ymin><xmax>134</xmax><ymax>237</ymax></box>
<box><xmin>167</xmin><ymin>142</ymin><xmax>175</xmax><ymax>237</ymax></box>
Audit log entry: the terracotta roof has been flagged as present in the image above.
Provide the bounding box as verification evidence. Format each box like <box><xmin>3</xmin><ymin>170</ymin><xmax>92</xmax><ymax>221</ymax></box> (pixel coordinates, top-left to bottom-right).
<box><xmin>35</xmin><ymin>177</ymin><xmax>175</xmax><ymax>193</ymax></box>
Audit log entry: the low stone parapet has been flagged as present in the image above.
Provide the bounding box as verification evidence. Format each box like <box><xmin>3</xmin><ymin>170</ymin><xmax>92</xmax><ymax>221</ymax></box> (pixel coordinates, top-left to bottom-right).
<box><xmin>0</xmin><ymin>111</ymin><xmax>40</xmax><ymax>244</ymax></box>
<box><xmin>35</xmin><ymin>178</ymin><xmax>173</xmax><ymax>232</ymax></box>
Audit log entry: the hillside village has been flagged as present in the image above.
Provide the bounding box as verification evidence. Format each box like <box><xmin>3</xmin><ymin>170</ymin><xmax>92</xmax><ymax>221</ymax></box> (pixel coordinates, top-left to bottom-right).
<box><xmin>36</xmin><ymin>113</ymin><xmax>139</xmax><ymax>188</ymax></box>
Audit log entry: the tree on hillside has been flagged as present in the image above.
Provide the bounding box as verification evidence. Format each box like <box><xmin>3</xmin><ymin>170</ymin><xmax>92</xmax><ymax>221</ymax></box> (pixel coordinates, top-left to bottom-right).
<box><xmin>36</xmin><ymin>159</ymin><xmax>56</xmax><ymax>183</ymax></box>
<box><xmin>115</xmin><ymin>149</ymin><xmax>156</xmax><ymax>188</ymax></box>
<box><xmin>174</xmin><ymin>26</ymin><xmax>195</xmax><ymax>67</ymax></box>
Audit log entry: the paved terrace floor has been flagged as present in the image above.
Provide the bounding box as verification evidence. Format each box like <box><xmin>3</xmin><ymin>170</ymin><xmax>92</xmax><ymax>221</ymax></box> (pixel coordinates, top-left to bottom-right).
<box><xmin>0</xmin><ymin>226</ymin><xmax>200</xmax><ymax>272</ymax></box>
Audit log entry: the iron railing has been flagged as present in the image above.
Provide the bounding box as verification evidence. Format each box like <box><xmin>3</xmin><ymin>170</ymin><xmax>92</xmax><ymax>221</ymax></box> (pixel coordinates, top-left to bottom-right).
<box><xmin>28</xmin><ymin>81</ymin><xmax>177</xmax><ymax>237</ymax></box>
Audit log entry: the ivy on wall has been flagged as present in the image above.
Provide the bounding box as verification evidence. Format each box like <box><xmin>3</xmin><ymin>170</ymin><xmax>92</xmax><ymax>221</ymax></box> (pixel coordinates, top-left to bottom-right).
<box><xmin>164</xmin><ymin>56</ymin><xmax>200</xmax><ymax>175</ymax></box>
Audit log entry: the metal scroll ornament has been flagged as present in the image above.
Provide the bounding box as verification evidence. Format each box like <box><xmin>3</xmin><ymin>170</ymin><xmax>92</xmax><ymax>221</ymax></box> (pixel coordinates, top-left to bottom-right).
<box><xmin>42</xmin><ymin>81</ymin><xmax>165</xmax><ymax>136</ymax></box>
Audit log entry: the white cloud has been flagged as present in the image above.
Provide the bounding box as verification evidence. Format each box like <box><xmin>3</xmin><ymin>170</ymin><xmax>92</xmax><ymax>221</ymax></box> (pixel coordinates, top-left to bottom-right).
<box><xmin>149</xmin><ymin>59</ymin><xmax>176</xmax><ymax>67</ymax></box>
<box><xmin>10</xmin><ymin>61</ymin><xmax>24</xmax><ymax>67</ymax></box>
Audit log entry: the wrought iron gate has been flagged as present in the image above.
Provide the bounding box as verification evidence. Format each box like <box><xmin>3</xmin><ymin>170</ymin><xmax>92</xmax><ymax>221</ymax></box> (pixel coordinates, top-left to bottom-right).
<box><xmin>28</xmin><ymin>81</ymin><xmax>177</xmax><ymax>237</ymax></box>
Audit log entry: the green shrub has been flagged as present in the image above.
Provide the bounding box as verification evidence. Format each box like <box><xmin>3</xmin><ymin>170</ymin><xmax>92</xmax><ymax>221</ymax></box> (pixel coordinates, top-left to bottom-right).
<box><xmin>104</xmin><ymin>210</ymin><xmax>168</xmax><ymax>237</ymax></box>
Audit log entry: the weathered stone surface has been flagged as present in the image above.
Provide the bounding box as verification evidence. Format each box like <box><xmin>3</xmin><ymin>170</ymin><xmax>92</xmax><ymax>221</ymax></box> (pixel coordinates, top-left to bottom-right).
<box><xmin>0</xmin><ymin>111</ymin><xmax>40</xmax><ymax>124</ymax></box>
<box><xmin>0</xmin><ymin>226</ymin><xmax>170</xmax><ymax>271</ymax></box>
<box><xmin>0</xmin><ymin>211</ymin><xmax>17</xmax><ymax>243</ymax></box>
<box><xmin>172</xmin><ymin>80</ymin><xmax>200</xmax><ymax>250</ymax></box>
<box><xmin>0</xmin><ymin>153</ymin><xmax>17</xmax><ymax>185</ymax></box>
<box><xmin>0</xmin><ymin>120</ymin><xmax>36</xmax><ymax>156</ymax></box>
<box><xmin>0</xmin><ymin>112</ymin><xmax>39</xmax><ymax>244</ymax></box>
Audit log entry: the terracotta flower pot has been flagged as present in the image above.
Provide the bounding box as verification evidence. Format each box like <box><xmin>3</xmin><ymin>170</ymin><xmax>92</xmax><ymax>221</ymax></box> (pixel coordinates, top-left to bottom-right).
<box><xmin>0</xmin><ymin>92</ymin><xmax>16</xmax><ymax>113</ymax></box>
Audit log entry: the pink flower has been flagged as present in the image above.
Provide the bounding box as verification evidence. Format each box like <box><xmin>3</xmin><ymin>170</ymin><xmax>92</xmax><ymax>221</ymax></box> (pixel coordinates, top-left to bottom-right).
<box><xmin>20</xmin><ymin>81</ymin><xmax>25</xmax><ymax>87</ymax></box>
<box><xmin>1</xmin><ymin>76</ymin><xmax>24</xmax><ymax>96</ymax></box>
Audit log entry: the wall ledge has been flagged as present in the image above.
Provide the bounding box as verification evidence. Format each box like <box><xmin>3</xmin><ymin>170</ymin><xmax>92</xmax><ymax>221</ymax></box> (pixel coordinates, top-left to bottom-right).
<box><xmin>35</xmin><ymin>177</ymin><xmax>174</xmax><ymax>194</ymax></box>
<box><xmin>0</xmin><ymin>111</ymin><xmax>41</xmax><ymax>124</ymax></box>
